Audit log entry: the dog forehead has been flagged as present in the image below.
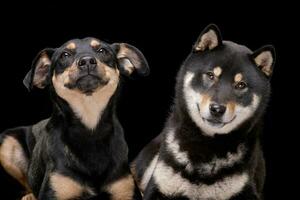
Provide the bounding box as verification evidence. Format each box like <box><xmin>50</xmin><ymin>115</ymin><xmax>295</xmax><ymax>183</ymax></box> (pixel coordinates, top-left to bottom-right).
<box><xmin>213</xmin><ymin>43</ymin><xmax>256</xmax><ymax>76</ymax></box>
<box><xmin>61</xmin><ymin>38</ymin><xmax>105</xmax><ymax>49</ymax></box>
<box><xmin>62</xmin><ymin>39</ymin><xmax>80</xmax><ymax>49</ymax></box>
<box><xmin>186</xmin><ymin>42</ymin><xmax>252</xmax><ymax>72</ymax></box>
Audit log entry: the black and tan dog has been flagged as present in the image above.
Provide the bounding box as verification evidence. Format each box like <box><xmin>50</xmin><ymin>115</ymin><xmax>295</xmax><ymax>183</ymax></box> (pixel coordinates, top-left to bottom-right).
<box><xmin>132</xmin><ymin>24</ymin><xmax>275</xmax><ymax>200</ymax></box>
<box><xmin>0</xmin><ymin>38</ymin><xmax>149</xmax><ymax>200</ymax></box>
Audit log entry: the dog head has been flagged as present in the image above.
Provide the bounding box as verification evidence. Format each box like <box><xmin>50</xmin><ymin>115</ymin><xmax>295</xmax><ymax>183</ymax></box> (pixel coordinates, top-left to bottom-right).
<box><xmin>24</xmin><ymin>37</ymin><xmax>149</xmax><ymax>93</ymax></box>
<box><xmin>179</xmin><ymin>24</ymin><xmax>275</xmax><ymax>136</ymax></box>
<box><xmin>23</xmin><ymin>37</ymin><xmax>149</xmax><ymax>129</ymax></box>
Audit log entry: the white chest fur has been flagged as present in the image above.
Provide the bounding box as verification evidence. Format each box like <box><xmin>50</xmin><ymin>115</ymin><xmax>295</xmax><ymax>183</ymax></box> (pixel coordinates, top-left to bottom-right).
<box><xmin>153</xmin><ymin>160</ymin><xmax>248</xmax><ymax>200</ymax></box>
<box><xmin>165</xmin><ymin>128</ymin><xmax>245</xmax><ymax>175</ymax></box>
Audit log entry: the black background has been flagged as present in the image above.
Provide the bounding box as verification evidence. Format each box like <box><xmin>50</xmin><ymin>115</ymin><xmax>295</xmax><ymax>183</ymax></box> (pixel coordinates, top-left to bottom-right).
<box><xmin>0</xmin><ymin>3</ymin><xmax>297</xmax><ymax>200</ymax></box>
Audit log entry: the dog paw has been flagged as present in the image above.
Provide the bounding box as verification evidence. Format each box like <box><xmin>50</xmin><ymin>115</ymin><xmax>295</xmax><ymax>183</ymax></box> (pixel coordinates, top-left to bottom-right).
<box><xmin>21</xmin><ymin>193</ymin><xmax>37</xmax><ymax>200</ymax></box>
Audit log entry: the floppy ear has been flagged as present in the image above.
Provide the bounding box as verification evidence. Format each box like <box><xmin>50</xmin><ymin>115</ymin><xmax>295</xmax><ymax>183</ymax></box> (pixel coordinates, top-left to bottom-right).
<box><xmin>112</xmin><ymin>43</ymin><xmax>150</xmax><ymax>76</ymax></box>
<box><xmin>193</xmin><ymin>24</ymin><xmax>222</xmax><ymax>52</ymax></box>
<box><xmin>251</xmin><ymin>45</ymin><xmax>275</xmax><ymax>77</ymax></box>
<box><xmin>23</xmin><ymin>48</ymin><xmax>54</xmax><ymax>91</ymax></box>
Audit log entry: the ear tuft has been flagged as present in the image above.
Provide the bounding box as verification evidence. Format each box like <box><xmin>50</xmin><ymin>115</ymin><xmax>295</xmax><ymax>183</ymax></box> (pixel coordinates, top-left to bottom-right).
<box><xmin>194</xmin><ymin>24</ymin><xmax>222</xmax><ymax>52</ymax></box>
<box><xmin>23</xmin><ymin>48</ymin><xmax>54</xmax><ymax>91</ymax></box>
<box><xmin>112</xmin><ymin>43</ymin><xmax>150</xmax><ymax>77</ymax></box>
<box><xmin>252</xmin><ymin>45</ymin><xmax>275</xmax><ymax>77</ymax></box>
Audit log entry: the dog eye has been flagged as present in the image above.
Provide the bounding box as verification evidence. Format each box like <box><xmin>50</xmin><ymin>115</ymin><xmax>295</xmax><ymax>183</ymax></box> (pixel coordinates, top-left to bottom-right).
<box><xmin>235</xmin><ymin>81</ymin><xmax>247</xmax><ymax>90</ymax></box>
<box><xmin>97</xmin><ymin>48</ymin><xmax>107</xmax><ymax>54</ymax></box>
<box><xmin>206</xmin><ymin>72</ymin><xmax>215</xmax><ymax>80</ymax></box>
<box><xmin>61</xmin><ymin>52</ymin><xmax>71</xmax><ymax>58</ymax></box>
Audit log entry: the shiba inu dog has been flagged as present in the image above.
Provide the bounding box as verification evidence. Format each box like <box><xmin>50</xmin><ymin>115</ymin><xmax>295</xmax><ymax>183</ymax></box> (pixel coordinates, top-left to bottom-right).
<box><xmin>132</xmin><ymin>24</ymin><xmax>275</xmax><ymax>200</ymax></box>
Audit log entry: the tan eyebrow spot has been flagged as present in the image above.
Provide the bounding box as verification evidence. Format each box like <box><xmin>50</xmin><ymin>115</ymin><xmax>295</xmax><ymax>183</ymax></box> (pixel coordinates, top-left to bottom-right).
<box><xmin>213</xmin><ymin>66</ymin><xmax>222</xmax><ymax>77</ymax></box>
<box><xmin>90</xmin><ymin>40</ymin><xmax>100</xmax><ymax>47</ymax></box>
<box><xmin>66</xmin><ymin>42</ymin><xmax>76</xmax><ymax>50</ymax></box>
<box><xmin>234</xmin><ymin>73</ymin><xmax>243</xmax><ymax>82</ymax></box>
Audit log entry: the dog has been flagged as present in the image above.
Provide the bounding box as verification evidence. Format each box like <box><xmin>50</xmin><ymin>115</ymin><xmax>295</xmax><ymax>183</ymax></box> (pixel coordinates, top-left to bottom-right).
<box><xmin>0</xmin><ymin>37</ymin><xmax>149</xmax><ymax>200</ymax></box>
<box><xmin>131</xmin><ymin>24</ymin><xmax>275</xmax><ymax>200</ymax></box>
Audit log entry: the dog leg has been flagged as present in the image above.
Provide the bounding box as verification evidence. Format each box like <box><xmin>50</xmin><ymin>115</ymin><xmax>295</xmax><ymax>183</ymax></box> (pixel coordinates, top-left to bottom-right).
<box><xmin>104</xmin><ymin>174</ymin><xmax>141</xmax><ymax>200</ymax></box>
<box><xmin>0</xmin><ymin>135</ymin><xmax>31</xmax><ymax>192</ymax></box>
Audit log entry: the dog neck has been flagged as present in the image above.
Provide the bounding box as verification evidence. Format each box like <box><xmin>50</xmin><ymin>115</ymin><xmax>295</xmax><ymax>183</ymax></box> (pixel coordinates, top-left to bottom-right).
<box><xmin>50</xmin><ymin>87</ymin><xmax>119</xmax><ymax>136</ymax></box>
<box><xmin>51</xmin><ymin>73</ymin><xmax>120</xmax><ymax>131</ymax></box>
<box><xmin>170</xmin><ymin>109</ymin><xmax>258</xmax><ymax>157</ymax></box>
<box><xmin>47</xmin><ymin>97</ymin><xmax>128</xmax><ymax>173</ymax></box>
<box><xmin>162</xmin><ymin>113</ymin><xmax>259</xmax><ymax>177</ymax></box>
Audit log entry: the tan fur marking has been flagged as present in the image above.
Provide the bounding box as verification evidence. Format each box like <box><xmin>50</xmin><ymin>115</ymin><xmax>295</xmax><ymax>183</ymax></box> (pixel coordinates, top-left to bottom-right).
<box><xmin>227</xmin><ymin>102</ymin><xmax>236</xmax><ymax>116</ymax></box>
<box><xmin>50</xmin><ymin>173</ymin><xmax>94</xmax><ymax>200</ymax></box>
<box><xmin>96</xmin><ymin>59</ymin><xmax>110</xmax><ymax>81</ymax></box>
<box><xmin>254</xmin><ymin>51</ymin><xmax>273</xmax><ymax>76</ymax></box>
<box><xmin>66</xmin><ymin>42</ymin><xmax>76</xmax><ymax>50</ymax></box>
<box><xmin>200</xmin><ymin>94</ymin><xmax>211</xmax><ymax>111</ymax></box>
<box><xmin>90</xmin><ymin>39</ymin><xmax>100</xmax><ymax>47</ymax></box>
<box><xmin>61</xmin><ymin>63</ymin><xmax>79</xmax><ymax>85</ymax></box>
<box><xmin>213</xmin><ymin>66</ymin><xmax>222</xmax><ymax>77</ymax></box>
<box><xmin>105</xmin><ymin>175</ymin><xmax>135</xmax><ymax>200</ymax></box>
<box><xmin>234</xmin><ymin>73</ymin><xmax>243</xmax><ymax>83</ymax></box>
<box><xmin>0</xmin><ymin>136</ymin><xmax>30</xmax><ymax>191</ymax></box>
<box><xmin>21</xmin><ymin>193</ymin><xmax>37</xmax><ymax>200</ymax></box>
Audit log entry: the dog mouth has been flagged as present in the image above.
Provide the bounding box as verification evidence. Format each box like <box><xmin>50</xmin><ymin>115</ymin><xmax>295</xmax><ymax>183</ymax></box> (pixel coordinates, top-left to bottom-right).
<box><xmin>76</xmin><ymin>75</ymin><xmax>109</xmax><ymax>95</ymax></box>
<box><xmin>197</xmin><ymin>103</ymin><xmax>236</xmax><ymax>128</ymax></box>
<box><xmin>202</xmin><ymin>116</ymin><xmax>236</xmax><ymax>128</ymax></box>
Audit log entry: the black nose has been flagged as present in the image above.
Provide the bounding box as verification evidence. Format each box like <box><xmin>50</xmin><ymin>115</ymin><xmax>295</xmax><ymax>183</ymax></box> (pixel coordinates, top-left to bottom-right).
<box><xmin>209</xmin><ymin>103</ymin><xmax>226</xmax><ymax>117</ymax></box>
<box><xmin>78</xmin><ymin>56</ymin><xmax>97</xmax><ymax>71</ymax></box>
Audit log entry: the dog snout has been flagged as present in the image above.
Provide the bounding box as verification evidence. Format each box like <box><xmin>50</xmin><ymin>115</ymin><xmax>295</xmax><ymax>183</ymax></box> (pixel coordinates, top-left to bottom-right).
<box><xmin>78</xmin><ymin>56</ymin><xmax>97</xmax><ymax>71</ymax></box>
<box><xmin>209</xmin><ymin>103</ymin><xmax>226</xmax><ymax>117</ymax></box>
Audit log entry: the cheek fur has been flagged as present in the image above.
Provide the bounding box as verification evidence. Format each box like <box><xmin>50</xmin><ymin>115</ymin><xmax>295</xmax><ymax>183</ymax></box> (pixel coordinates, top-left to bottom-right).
<box><xmin>53</xmin><ymin>63</ymin><xmax>79</xmax><ymax>86</ymax></box>
<box><xmin>183</xmin><ymin>71</ymin><xmax>261</xmax><ymax>136</ymax></box>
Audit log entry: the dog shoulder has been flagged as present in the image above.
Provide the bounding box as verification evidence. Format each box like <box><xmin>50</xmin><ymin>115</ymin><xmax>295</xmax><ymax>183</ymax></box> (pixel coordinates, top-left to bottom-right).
<box><xmin>131</xmin><ymin>134</ymin><xmax>162</xmax><ymax>192</ymax></box>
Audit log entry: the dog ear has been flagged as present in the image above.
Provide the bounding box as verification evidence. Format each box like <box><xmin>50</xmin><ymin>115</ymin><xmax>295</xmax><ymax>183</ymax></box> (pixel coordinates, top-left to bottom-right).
<box><xmin>251</xmin><ymin>45</ymin><xmax>275</xmax><ymax>77</ymax></box>
<box><xmin>112</xmin><ymin>43</ymin><xmax>150</xmax><ymax>77</ymax></box>
<box><xmin>194</xmin><ymin>24</ymin><xmax>222</xmax><ymax>52</ymax></box>
<box><xmin>23</xmin><ymin>48</ymin><xmax>54</xmax><ymax>91</ymax></box>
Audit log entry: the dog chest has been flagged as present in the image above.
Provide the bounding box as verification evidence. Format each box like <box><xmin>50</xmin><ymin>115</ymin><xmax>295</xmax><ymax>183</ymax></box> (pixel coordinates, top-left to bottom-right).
<box><xmin>152</xmin><ymin>160</ymin><xmax>248</xmax><ymax>200</ymax></box>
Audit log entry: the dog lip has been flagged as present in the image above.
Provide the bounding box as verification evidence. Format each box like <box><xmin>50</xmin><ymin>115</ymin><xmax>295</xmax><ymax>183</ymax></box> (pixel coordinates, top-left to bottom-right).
<box><xmin>76</xmin><ymin>75</ymin><xmax>102</xmax><ymax>94</ymax></box>
<box><xmin>205</xmin><ymin>118</ymin><xmax>223</xmax><ymax>124</ymax></box>
<box><xmin>77</xmin><ymin>74</ymin><xmax>109</xmax><ymax>85</ymax></box>
<box><xmin>202</xmin><ymin>117</ymin><xmax>225</xmax><ymax>128</ymax></box>
<box><xmin>77</xmin><ymin>74</ymin><xmax>100</xmax><ymax>81</ymax></box>
<box><xmin>202</xmin><ymin>115</ymin><xmax>236</xmax><ymax>128</ymax></box>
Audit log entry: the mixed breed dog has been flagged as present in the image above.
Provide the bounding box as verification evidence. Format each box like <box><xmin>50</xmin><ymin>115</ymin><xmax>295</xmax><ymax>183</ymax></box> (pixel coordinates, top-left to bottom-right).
<box><xmin>0</xmin><ymin>24</ymin><xmax>275</xmax><ymax>200</ymax></box>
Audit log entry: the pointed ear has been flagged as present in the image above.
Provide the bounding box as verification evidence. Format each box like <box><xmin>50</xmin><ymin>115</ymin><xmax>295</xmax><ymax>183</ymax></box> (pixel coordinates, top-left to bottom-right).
<box><xmin>112</xmin><ymin>43</ymin><xmax>150</xmax><ymax>77</ymax></box>
<box><xmin>23</xmin><ymin>48</ymin><xmax>54</xmax><ymax>91</ymax></box>
<box><xmin>251</xmin><ymin>45</ymin><xmax>275</xmax><ymax>77</ymax></box>
<box><xmin>194</xmin><ymin>24</ymin><xmax>222</xmax><ymax>52</ymax></box>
